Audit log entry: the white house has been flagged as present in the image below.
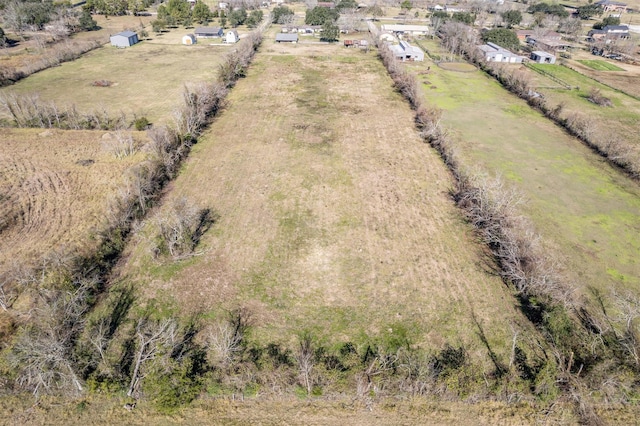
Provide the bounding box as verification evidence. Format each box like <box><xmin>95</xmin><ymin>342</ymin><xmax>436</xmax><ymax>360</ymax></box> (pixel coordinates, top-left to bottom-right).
<box><xmin>110</xmin><ymin>31</ymin><xmax>139</xmax><ymax>48</ymax></box>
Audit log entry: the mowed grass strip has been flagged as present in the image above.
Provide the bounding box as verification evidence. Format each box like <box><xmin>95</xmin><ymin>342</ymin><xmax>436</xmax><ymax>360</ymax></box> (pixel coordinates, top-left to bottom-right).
<box><xmin>410</xmin><ymin>40</ymin><xmax>640</xmax><ymax>296</ymax></box>
<box><xmin>576</xmin><ymin>60</ymin><xmax>625</xmax><ymax>72</ymax></box>
<box><xmin>0</xmin><ymin>128</ymin><xmax>148</xmax><ymax>275</ymax></box>
<box><xmin>0</xmin><ymin>37</ymin><xmax>228</xmax><ymax>123</ymax></box>
<box><xmin>119</xmin><ymin>41</ymin><xmax>535</xmax><ymax>363</ymax></box>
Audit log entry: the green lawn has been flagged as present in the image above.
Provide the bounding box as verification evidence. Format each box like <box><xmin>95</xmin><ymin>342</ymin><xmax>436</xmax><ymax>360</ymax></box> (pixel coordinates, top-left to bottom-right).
<box><xmin>0</xmin><ymin>36</ymin><xmax>228</xmax><ymax>124</ymax></box>
<box><xmin>524</xmin><ymin>63</ymin><xmax>640</xmax><ymax>153</ymax></box>
<box><xmin>576</xmin><ymin>60</ymin><xmax>625</xmax><ymax>71</ymax></box>
<box><xmin>407</xmin><ymin>43</ymin><xmax>640</xmax><ymax>301</ymax></box>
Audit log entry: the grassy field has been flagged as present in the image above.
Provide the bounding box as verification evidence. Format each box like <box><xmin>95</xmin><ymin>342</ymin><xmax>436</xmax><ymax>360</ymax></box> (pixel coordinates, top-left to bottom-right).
<box><xmin>0</xmin><ymin>127</ymin><xmax>147</xmax><ymax>277</ymax></box>
<box><xmin>0</xmin><ymin>29</ymin><xmax>228</xmax><ymax>124</ymax></box>
<box><xmin>409</xmin><ymin>40</ymin><xmax>640</xmax><ymax>299</ymax></box>
<box><xmin>525</xmin><ymin>62</ymin><xmax>640</xmax><ymax>154</ymax></box>
<box><xmin>0</xmin><ymin>393</ymin><xmax>605</xmax><ymax>425</ymax></box>
<box><xmin>567</xmin><ymin>51</ymin><xmax>640</xmax><ymax>99</ymax></box>
<box><xmin>576</xmin><ymin>60</ymin><xmax>626</xmax><ymax>71</ymax></box>
<box><xmin>115</xmin><ymin>38</ymin><xmax>535</xmax><ymax>370</ymax></box>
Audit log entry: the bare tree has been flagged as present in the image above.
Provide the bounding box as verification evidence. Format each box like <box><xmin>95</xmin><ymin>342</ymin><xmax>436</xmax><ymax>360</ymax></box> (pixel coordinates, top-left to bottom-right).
<box><xmin>295</xmin><ymin>332</ymin><xmax>315</xmax><ymax>395</ymax></box>
<box><xmin>205</xmin><ymin>309</ymin><xmax>251</xmax><ymax>368</ymax></box>
<box><xmin>127</xmin><ymin>318</ymin><xmax>178</xmax><ymax>398</ymax></box>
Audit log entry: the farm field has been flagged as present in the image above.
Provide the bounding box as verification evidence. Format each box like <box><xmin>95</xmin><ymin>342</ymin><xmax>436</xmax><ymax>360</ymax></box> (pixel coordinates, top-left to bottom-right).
<box><xmin>117</xmin><ymin>39</ymin><xmax>533</xmax><ymax>366</ymax></box>
<box><xmin>567</xmin><ymin>52</ymin><xmax>640</xmax><ymax>99</ymax></box>
<box><xmin>525</xmin><ymin>63</ymin><xmax>640</xmax><ymax>153</ymax></box>
<box><xmin>0</xmin><ymin>127</ymin><xmax>148</xmax><ymax>278</ymax></box>
<box><xmin>411</xmin><ymin>40</ymin><xmax>640</xmax><ymax>298</ymax></box>
<box><xmin>576</xmin><ymin>60</ymin><xmax>625</xmax><ymax>71</ymax></box>
<box><xmin>0</xmin><ymin>34</ymin><xmax>228</xmax><ymax>124</ymax></box>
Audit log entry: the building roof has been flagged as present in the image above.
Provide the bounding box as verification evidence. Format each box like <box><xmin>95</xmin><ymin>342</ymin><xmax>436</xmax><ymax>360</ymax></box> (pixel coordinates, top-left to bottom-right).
<box><xmin>531</xmin><ymin>50</ymin><xmax>555</xmax><ymax>58</ymax></box>
<box><xmin>276</xmin><ymin>33</ymin><xmax>298</xmax><ymax>41</ymax></box>
<box><xmin>595</xmin><ymin>0</ymin><xmax>626</xmax><ymax>5</ymax></box>
<box><xmin>479</xmin><ymin>42</ymin><xmax>524</xmax><ymax>59</ymax></box>
<box><xmin>603</xmin><ymin>25</ymin><xmax>629</xmax><ymax>32</ymax></box>
<box><xmin>115</xmin><ymin>30</ymin><xmax>137</xmax><ymax>37</ymax></box>
<box><xmin>195</xmin><ymin>26</ymin><xmax>223</xmax><ymax>34</ymax></box>
<box><xmin>381</xmin><ymin>24</ymin><xmax>429</xmax><ymax>32</ymax></box>
<box><xmin>227</xmin><ymin>30</ymin><xmax>239</xmax><ymax>36</ymax></box>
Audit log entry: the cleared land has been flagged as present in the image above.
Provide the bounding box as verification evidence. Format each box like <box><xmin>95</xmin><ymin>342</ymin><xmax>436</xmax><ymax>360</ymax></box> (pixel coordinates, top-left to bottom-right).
<box><xmin>411</xmin><ymin>40</ymin><xmax>640</xmax><ymax>298</ymax></box>
<box><xmin>118</xmin><ymin>39</ymin><xmax>534</xmax><ymax>366</ymax></box>
<box><xmin>0</xmin><ymin>34</ymin><xmax>227</xmax><ymax>124</ymax></box>
<box><xmin>576</xmin><ymin>60</ymin><xmax>626</xmax><ymax>71</ymax></box>
<box><xmin>0</xmin><ymin>127</ymin><xmax>147</xmax><ymax>277</ymax></box>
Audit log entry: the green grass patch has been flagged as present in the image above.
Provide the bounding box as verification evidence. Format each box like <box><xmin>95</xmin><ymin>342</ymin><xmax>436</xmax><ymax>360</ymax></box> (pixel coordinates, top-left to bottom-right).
<box><xmin>577</xmin><ymin>60</ymin><xmax>625</xmax><ymax>71</ymax></box>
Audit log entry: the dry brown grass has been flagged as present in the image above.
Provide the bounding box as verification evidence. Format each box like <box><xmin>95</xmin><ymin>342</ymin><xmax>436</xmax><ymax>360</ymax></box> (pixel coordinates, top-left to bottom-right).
<box><xmin>0</xmin><ymin>128</ymin><xmax>148</xmax><ymax>278</ymax></box>
<box><xmin>5</xmin><ymin>392</ymin><xmax>640</xmax><ymax>425</ymax></box>
<box><xmin>116</xmin><ymin>40</ymin><xmax>537</xmax><ymax>370</ymax></box>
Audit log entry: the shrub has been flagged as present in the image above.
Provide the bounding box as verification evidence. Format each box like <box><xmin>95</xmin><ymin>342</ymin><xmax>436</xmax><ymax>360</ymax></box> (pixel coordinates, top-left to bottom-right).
<box><xmin>133</xmin><ymin>116</ymin><xmax>150</xmax><ymax>130</ymax></box>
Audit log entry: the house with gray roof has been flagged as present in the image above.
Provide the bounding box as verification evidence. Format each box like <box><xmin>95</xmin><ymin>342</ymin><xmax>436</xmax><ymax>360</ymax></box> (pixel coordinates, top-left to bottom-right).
<box><xmin>110</xmin><ymin>31</ymin><xmax>139</xmax><ymax>48</ymax></box>
<box><xmin>595</xmin><ymin>0</ymin><xmax>627</xmax><ymax>13</ymax></box>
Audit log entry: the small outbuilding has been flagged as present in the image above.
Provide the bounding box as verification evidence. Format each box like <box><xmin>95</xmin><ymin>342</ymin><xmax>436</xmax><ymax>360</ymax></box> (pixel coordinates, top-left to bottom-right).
<box><xmin>530</xmin><ymin>50</ymin><xmax>556</xmax><ymax>64</ymax></box>
<box><xmin>110</xmin><ymin>31</ymin><xmax>139</xmax><ymax>48</ymax></box>
<box><xmin>182</xmin><ymin>34</ymin><xmax>197</xmax><ymax>45</ymax></box>
<box><xmin>225</xmin><ymin>30</ymin><xmax>239</xmax><ymax>43</ymax></box>
<box><xmin>276</xmin><ymin>33</ymin><xmax>298</xmax><ymax>43</ymax></box>
<box><xmin>478</xmin><ymin>42</ymin><xmax>525</xmax><ymax>63</ymax></box>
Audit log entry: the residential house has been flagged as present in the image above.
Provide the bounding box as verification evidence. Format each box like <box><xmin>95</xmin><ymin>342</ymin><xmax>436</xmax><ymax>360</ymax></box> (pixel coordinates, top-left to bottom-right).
<box><xmin>530</xmin><ymin>50</ymin><xmax>556</xmax><ymax>64</ymax></box>
<box><xmin>526</xmin><ymin>36</ymin><xmax>572</xmax><ymax>52</ymax></box>
<box><xmin>225</xmin><ymin>30</ymin><xmax>239</xmax><ymax>43</ymax></box>
<box><xmin>219</xmin><ymin>2</ymin><xmax>228</xmax><ymax>9</ymax></box>
<box><xmin>110</xmin><ymin>31</ymin><xmax>139</xmax><ymax>48</ymax></box>
<box><xmin>478</xmin><ymin>42</ymin><xmax>525</xmax><ymax>63</ymax></box>
<box><xmin>276</xmin><ymin>33</ymin><xmax>298</xmax><ymax>43</ymax></box>
<box><xmin>194</xmin><ymin>26</ymin><xmax>224</xmax><ymax>38</ymax></box>
<box><xmin>389</xmin><ymin>41</ymin><xmax>425</xmax><ymax>61</ymax></box>
<box><xmin>588</xmin><ymin>25</ymin><xmax>629</xmax><ymax>41</ymax></box>
<box><xmin>380</xmin><ymin>24</ymin><xmax>429</xmax><ymax>36</ymax></box>
<box><xmin>298</xmin><ymin>25</ymin><xmax>321</xmax><ymax>35</ymax></box>
<box><xmin>182</xmin><ymin>34</ymin><xmax>197</xmax><ymax>45</ymax></box>
<box><xmin>595</xmin><ymin>0</ymin><xmax>627</xmax><ymax>13</ymax></box>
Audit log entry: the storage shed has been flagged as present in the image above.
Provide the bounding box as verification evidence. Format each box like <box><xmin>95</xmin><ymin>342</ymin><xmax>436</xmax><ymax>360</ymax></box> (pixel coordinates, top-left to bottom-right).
<box><xmin>195</xmin><ymin>26</ymin><xmax>224</xmax><ymax>38</ymax></box>
<box><xmin>110</xmin><ymin>31</ymin><xmax>139</xmax><ymax>48</ymax></box>
<box><xmin>530</xmin><ymin>51</ymin><xmax>556</xmax><ymax>64</ymax></box>
<box><xmin>225</xmin><ymin>30</ymin><xmax>239</xmax><ymax>44</ymax></box>
<box><xmin>182</xmin><ymin>34</ymin><xmax>197</xmax><ymax>45</ymax></box>
<box><xmin>275</xmin><ymin>33</ymin><xmax>298</xmax><ymax>43</ymax></box>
